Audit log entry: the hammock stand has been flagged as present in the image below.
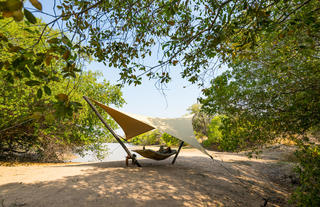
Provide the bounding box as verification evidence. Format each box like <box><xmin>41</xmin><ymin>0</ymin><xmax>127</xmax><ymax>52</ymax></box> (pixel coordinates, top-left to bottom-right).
<box><xmin>133</xmin><ymin>140</ymin><xmax>184</xmax><ymax>163</ymax></box>
<box><xmin>83</xmin><ymin>96</ymin><xmax>185</xmax><ymax>167</ymax></box>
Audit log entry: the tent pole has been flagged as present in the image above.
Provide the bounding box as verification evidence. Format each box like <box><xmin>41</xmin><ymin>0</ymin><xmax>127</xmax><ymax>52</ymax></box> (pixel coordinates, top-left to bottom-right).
<box><xmin>83</xmin><ymin>96</ymin><xmax>141</xmax><ymax>167</ymax></box>
<box><xmin>172</xmin><ymin>141</ymin><xmax>184</xmax><ymax>165</ymax></box>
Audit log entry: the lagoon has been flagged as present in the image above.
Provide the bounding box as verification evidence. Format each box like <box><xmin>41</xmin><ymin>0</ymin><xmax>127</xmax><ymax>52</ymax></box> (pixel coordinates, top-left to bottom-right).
<box><xmin>70</xmin><ymin>143</ymin><xmax>142</xmax><ymax>162</ymax></box>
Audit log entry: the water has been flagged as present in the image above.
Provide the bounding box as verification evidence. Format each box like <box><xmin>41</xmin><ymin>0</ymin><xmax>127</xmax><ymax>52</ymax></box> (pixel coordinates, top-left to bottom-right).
<box><xmin>71</xmin><ymin>143</ymin><xmax>141</xmax><ymax>162</ymax></box>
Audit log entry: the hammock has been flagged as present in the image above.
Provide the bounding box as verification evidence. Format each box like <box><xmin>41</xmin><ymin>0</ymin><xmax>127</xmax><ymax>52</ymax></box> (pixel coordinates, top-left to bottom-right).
<box><xmin>133</xmin><ymin>149</ymin><xmax>177</xmax><ymax>160</ymax></box>
<box><xmin>83</xmin><ymin>96</ymin><xmax>213</xmax><ymax>166</ymax></box>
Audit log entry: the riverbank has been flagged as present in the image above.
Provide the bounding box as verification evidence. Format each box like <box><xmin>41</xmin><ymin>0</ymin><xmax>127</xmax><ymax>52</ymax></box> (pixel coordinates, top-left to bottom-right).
<box><xmin>0</xmin><ymin>146</ymin><xmax>297</xmax><ymax>207</ymax></box>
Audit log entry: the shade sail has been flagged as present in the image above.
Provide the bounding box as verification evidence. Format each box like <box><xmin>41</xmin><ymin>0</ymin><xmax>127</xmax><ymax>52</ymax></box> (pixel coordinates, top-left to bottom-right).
<box><xmin>146</xmin><ymin>117</ymin><xmax>212</xmax><ymax>158</ymax></box>
<box><xmin>90</xmin><ymin>98</ymin><xmax>212</xmax><ymax>158</ymax></box>
<box><xmin>90</xmin><ymin>99</ymin><xmax>155</xmax><ymax>139</ymax></box>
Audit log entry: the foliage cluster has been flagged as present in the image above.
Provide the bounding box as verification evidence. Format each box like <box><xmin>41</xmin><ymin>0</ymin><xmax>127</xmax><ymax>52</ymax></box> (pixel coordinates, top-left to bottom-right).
<box><xmin>198</xmin><ymin>0</ymin><xmax>320</xmax><ymax>205</ymax></box>
<box><xmin>0</xmin><ymin>1</ymin><xmax>83</xmax><ymax>103</ymax></box>
<box><xmin>290</xmin><ymin>144</ymin><xmax>320</xmax><ymax>206</ymax></box>
<box><xmin>0</xmin><ymin>69</ymin><xmax>124</xmax><ymax>161</ymax></box>
<box><xmin>161</xmin><ymin>132</ymin><xmax>180</xmax><ymax>146</ymax></box>
<box><xmin>0</xmin><ymin>19</ymin><xmax>124</xmax><ymax>161</ymax></box>
<box><xmin>202</xmin><ymin>116</ymin><xmax>223</xmax><ymax>148</ymax></box>
<box><xmin>7</xmin><ymin>0</ymin><xmax>316</xmax><ymax>87</ymax></box>
<box><xmin>130</xmin><ymin>130</ymin><xmax>161</xmax><ymax>146</ymax></box>
<box><xmin>187</xmin><ymin>103</ymin><xmax>212</xmax><ymax>137</ymax></box>
<box><xmin>130</xmin><ymin>130</ymin><xmax>180</xmax><ymax>147</ymax></box>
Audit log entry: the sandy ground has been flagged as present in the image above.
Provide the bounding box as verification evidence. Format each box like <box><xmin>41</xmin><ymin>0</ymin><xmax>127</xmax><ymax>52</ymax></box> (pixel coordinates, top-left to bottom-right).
<box><xmin>0</xmin><ymin>146</ymin><xmax>297</xmax><ymax>207</ymax></box>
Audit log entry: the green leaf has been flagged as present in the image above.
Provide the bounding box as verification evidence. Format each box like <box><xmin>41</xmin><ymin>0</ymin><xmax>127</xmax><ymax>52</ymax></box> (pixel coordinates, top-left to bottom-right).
<box><xmin>21</xmin><ymin>67</ymin><xmax>31</xmax><ymax>78</ymax></box>
<box><xmin>13</xmin><ymin>10</ymin><xmax>23</xmax><ymax>22</ymax></box>
<box><xmin>66</xmin><ymin>107</ymin><xmax>73</xmax><ymax>116</ymax></box>
<box><xmin>5</xmin><ymin>0</ymin><xmax>23</xmax><ymax>12</ymax></box>
<box><xmin>23</xmin><ymin>28</ymin><xmax>35</xmax><ymax>33</ymax></box>
<box><xmin>51</xmin><ymin>76</ymin><xmax>60</xmax><ymax>82</ymax></box>
<box><xmin>47</xmin><ymin>38</ymin><xmax>60</xmax><ymax>44</ymax></box>
<box><xmin>24</xmin><ymin>9</ymin><xmax>37</xmax><ymax>24</ymax></box>
<box><xmin>71</xmin><ymin>101</ymin><xmax>83</xmax><ymax>112</ymax></box>
<box><xmin>55</xmin><ymin>93</ymin><xmax>68</xmax><ymax>102</ymax></box>
<box><xmin>44</xmin><ymin>85</ymin><xmax>51</xmax><ymax>95</ymax></box>
<box><xmin>0</xmin><ymin>33</ymin><xmax>8</xmax><ymax>42</ymax></box>
<box><xmin>62</xmin><ymin>50</ymin><xmax>71</xmax><ymax>60</ymax></box>
<box><xmin>26</xmin><ymin>80</ymin><xmax>40</xmax><ymax>86</ymax></box>
<box><xmin>30</xmin><ymin>0</ymin><xmax>42</xmax><ymax>11</ymax></box>
<box><xmin>5</xmin><ymin>73</ymin><xmax>14</xmax><ymax>84</ymax></box>
<box><xmin>37</xmin><ymin>88</ymin><xmax>42</xmax><ymax>98</ymax></box>
<box><xmin>71</xmin><ymin>101</ymin><xmax>82</xmax><ymax>108</ymax></box>
<box><xmin>61</xmin><ymin>36</ymin><xmax>72</xmax><ymax>47</ymax></box>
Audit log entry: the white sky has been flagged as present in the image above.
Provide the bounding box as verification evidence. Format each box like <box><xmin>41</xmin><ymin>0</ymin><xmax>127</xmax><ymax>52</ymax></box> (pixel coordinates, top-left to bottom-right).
<box><xmin>89</xmin><ymin>62</ymin><xmax>203</xmax><ymax>118</ymax></box>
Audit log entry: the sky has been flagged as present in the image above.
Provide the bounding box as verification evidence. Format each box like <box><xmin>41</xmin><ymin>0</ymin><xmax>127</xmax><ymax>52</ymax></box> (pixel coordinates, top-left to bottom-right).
<box><xmin>89</xmin><ymin>62</ymin><xmax>203</xmax><ymax>118</ymax></box>
<box><xmin>29</xmin><ymin>0</ymin><xmax>220</xmax><ymax>118</ymax></box>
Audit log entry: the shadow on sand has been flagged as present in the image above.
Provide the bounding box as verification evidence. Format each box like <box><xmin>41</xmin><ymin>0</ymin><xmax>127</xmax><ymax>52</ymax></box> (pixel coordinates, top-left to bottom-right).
<box><xmin>0</xmin><ymin>155</ymin><xmax>292</xmax><ymax>207</ymax></box>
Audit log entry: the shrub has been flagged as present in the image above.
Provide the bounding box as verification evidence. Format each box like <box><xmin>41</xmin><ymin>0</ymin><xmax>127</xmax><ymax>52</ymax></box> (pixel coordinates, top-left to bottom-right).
<box><xmin>160</xmin><ymin>133</ymin><xmax>180</xmax><ymax>146</ymax></box>
<box><xmin>203</xmin><ymin>116</ymin><xmax>223</xmax><ymax>148</ymax></box>
<box><xmin>130</xmin><ymin>130</ymin><xmax>161</xmax><ymax>145</ymax></box>
<box><xmin>0</xmin><ymin>71</ymin><xmax>124</xmax><ymax>162</ymax></box>
<box><xmin>290</xmin><ymin>144</ymin><xmax>320</xmax><ymax>206</ymax></box>
<box><xmin>130</xmin><ymin>131</ymin><xmax>181</xmax><ymax>147</ymax></box>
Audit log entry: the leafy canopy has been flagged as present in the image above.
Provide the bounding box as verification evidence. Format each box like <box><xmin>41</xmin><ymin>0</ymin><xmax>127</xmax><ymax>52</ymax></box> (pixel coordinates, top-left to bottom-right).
<box><xmin>0</xmin><ymin>18</ymin><xmax>125</xmax><ymax>161</ymax></box>
<box><xmin>197</xmin><ymin>1</ymin><xmax>320</xmax><ymax>205</ymax></box>
<box><xmin>3</xmin><ymin>0</ymin><xmax>318</xmax><ymax>86</ymax></box>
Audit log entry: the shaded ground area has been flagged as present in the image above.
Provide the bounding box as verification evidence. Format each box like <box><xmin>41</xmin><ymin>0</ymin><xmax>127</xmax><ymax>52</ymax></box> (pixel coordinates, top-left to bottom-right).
<box><xmin>0</xmin><ymin>146</ymin><xmax>297</xmax><ymax>207</ymax></box>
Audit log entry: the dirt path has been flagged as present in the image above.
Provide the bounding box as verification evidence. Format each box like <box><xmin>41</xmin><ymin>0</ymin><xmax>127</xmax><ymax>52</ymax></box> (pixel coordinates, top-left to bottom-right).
<box><xmin>0</xmin><ymin>147</ymin><xmax>296</xmax><ymax>207</ymax></box>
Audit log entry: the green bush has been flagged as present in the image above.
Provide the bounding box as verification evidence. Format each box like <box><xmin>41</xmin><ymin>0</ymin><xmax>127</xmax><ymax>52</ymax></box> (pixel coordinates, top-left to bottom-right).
<box><xmin>0</xmin><ymin>19</ymin><xmax>125</xmax><ymax>161</ymax></box>
<box><xmin>130</xmin><ymin>130</ymin><xmax>161</xmax><ymax>145</ymax></box>
<box><xmin>160</xmin><ymin>133</ymin><xmax>180</xmax><ymax>147</ymax></box>
<box><xmin>203</xmin><ymin>116</ymin><xmax>223</xmax><ymax>148</ymax></box>
<box><xmin>0</xmin><ymin>71</ymin><xmax>124</xmax><ymax>161</ymax></box>
<box><xmin>130</xmin><ymin>131</ymin><xmax>180</xmax><ymax>147</ymax></box>
<box><xmin>290</xmin><ymin>144</ymin><xmax>320</xmax><ymax>206</ymax></box>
